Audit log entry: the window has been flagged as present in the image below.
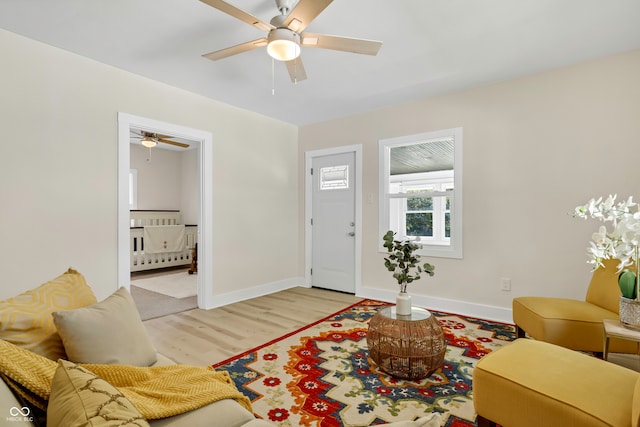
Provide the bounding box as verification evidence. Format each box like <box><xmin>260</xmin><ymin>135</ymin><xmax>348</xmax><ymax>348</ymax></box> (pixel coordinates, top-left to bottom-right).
<box><xmin>320</xmin><ymin>165</ymin><xmax>349</xmax><ymax>190</ymax></box>
<box><xmin>129</xmin><ymin>169</ymin><xmax>138</xmax><ymax>210</ymax></box>
<box><xmin>391</xmin><ymin>172</ymin><xmax>453</xmax><ymax>244</ymax></box>
<box><xmin>379</xmin><ymin>128</ymin><xmax>462</xmax><ymax>258</ymax></box>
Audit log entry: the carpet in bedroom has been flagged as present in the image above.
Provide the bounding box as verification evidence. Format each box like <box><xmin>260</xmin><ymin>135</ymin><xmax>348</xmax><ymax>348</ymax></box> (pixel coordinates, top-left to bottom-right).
<box><xmin>131</xmin><ymin>270</ymin><xmax>197</xmax><ymax>299</ymax></box>
<box><xmin>130</xmin><ymin>285</ymin><xmax>197</xmax><ymax>321</ymax></box>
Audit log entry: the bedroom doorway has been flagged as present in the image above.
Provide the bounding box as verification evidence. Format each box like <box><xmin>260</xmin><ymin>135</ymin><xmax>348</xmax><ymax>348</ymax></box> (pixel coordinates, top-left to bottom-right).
<box><xmin>127</xmin><ymin>141</ymin><xmax>198</xmax><ymax>319</ymax></box>
<box><xmin>117</xmin><ymin>113</ymin><xmax>214</xmax><ymax>311</ymax></box>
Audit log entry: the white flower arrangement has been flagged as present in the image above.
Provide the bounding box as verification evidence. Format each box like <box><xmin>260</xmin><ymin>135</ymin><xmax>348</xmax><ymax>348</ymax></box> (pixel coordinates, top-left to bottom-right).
<box><xmin>573</xmin><ymin>195</ymin><xmax>640</xmax><ymax>271</ymax></box>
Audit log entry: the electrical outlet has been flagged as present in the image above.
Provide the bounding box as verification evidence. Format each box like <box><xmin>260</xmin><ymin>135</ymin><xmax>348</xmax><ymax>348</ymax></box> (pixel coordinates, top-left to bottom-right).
<box><xmin>500</xmin><ymin>277</ymin><xmax>511</xmax><ymax>291</ymax></box>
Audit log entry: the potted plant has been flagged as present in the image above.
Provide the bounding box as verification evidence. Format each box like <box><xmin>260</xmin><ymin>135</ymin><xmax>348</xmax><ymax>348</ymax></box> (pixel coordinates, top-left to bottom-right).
<box><xmin>573</xmin><ymin>195</ymin><xmax>640</xmax><ymax>327</ymax></box>
<box><xmin>382</xmin><ymin>230</ymin><xmax>435</xmax><ymax>315</ymax></box>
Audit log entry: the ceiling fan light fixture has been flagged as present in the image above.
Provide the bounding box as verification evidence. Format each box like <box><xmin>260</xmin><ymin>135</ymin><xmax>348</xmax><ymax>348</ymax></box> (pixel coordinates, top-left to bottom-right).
<box><xmin>140</xmin><ymin>136</ymin><xmax>157</xmax><ymax>148</ymax></box>
<box><xmin>267</xmin><ymin>28</ymin><xmax>301</xmax><ymax>61</ymax></box>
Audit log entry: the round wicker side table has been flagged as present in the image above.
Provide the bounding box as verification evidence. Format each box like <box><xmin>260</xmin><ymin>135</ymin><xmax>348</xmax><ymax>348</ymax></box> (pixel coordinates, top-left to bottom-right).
<box><xmin>367</xmin><ymin>306</ymin><xmax>446</xmax><ymax>380</ymax></box>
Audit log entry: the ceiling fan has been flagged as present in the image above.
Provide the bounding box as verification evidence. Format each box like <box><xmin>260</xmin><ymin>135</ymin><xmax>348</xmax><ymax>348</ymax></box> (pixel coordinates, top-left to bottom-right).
<box><xmin>130</xmin><ymin>131</ymin><xmax>190</xmax><ymax>149</ymax></box>
<box><xmin>200</xmin><ymin>0</ymin><xmax>383</xmax><ymax>82</ymax></box>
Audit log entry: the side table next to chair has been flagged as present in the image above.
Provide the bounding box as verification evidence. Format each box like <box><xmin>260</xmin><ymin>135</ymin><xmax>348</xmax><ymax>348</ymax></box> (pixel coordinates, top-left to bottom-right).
<box><xmin>602</xmin><ymin>318</ymin><xmax>640</xmax><ymax>361</ymax></box>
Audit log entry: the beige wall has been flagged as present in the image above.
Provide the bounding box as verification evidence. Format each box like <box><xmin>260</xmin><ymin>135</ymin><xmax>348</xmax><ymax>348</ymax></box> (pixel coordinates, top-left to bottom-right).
<box><xmin>299</xmin><ymin>49</ymin><xmax>640</xmax><ymax>320</ymax></box>
<box><xmin>2</xmin><ymin>24</ymin><xmax>638</xmax><ymax>320</ymax></box>
<box><xmin>0</xmin><ymin>28</ymin><xmax>299</xmax><ymax>301</ymax></box>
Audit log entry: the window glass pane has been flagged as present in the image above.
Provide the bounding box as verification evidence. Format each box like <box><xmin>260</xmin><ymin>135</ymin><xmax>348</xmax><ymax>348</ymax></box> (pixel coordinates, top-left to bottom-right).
<box><xmin>320</xmin><ymin>165</ymin><xmax>349</xmax><ymax>190</ymax></box>
<box><xmin>445</xmin><ymin>213</ymin><xmax>451</xmax><ymax>238</ymax></box>
<box><xmin>129</xmin><ymin>175</ymin><xmax>134</xmax><ymax>205</ymax></box>
<box><xmin>129</xmin><ymin>169</ymin><xmax>138</xmax><ymax>210</ymax></box>
<box><xmin>407</xmin><ymin>197</ymin><xmax>432</xmax><ymax>211</ymax></box>
<box><xmin>407</xmin><ymin>212</ymin><xmax>433</xmax><ymax>236</ymax></box>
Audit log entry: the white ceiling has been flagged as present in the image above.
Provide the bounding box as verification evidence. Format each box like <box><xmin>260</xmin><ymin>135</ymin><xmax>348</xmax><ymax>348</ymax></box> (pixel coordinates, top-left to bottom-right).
<box><xmin>1</xmin><ymin>0</ymin><xmax>639</xmax><ymax>126</ymax></box>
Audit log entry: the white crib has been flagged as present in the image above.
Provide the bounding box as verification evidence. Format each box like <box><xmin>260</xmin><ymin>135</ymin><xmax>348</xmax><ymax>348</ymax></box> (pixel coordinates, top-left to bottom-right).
<box><xmin>130</xmin><ymin>210</ymin><xmax>198</xmax><ymax>272</ymax></box>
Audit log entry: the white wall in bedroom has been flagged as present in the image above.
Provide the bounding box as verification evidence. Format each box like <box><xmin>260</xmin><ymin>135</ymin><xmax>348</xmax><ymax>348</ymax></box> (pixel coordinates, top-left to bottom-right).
<box><xmin>180</xmin><ymin>149</ymin><xmax>199</xmax><ymax>226</ymax></box>
<box><xmin>130</xmin><ymin>144</ymin><xmax>198</xmax><ymax>224</ymax></box>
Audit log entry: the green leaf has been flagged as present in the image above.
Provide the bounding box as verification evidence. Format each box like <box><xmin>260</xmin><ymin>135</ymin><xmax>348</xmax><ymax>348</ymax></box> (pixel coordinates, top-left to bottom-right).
<box><xmin>619</xmin><ymin>270</ymin><xmax>637</xmax><ymax>299</ymax></box>
<box><xmin>381</xmin><ymin>230</ymin><xmax>436</xmax><ymax>287</ymax></box>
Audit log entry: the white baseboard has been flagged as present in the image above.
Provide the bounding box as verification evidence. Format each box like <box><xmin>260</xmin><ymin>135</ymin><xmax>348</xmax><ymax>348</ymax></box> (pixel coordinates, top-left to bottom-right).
<box><xmin>206</xmin><ymin>277</ymin><xmax>305</xmax><ymax>309</ymax></box>
<box><xmin>356</xmin><ymin>288</ymin><xmax>514</xmax><ymax>324</ymax></box>
<box><xmin>207</xmin><ymin>279</ymin><xmax>513</xmax><ymax>324</ymax></box>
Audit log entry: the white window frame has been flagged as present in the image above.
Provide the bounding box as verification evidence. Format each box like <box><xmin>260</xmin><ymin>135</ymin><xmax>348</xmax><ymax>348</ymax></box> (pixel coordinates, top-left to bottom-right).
<box><xmin>390</xmin><ymin>171</ymin><xmax>453</xmax><ymax>245</ymax></box>
<box><xmin>129</xmin><ymin>169</ymin><xmax>138</xmax><ymax>210</ymax></box>
<box><xmin>379</xmin><ymin>128</ymin><xmax>463</xmax><ymax>259</ymax></box>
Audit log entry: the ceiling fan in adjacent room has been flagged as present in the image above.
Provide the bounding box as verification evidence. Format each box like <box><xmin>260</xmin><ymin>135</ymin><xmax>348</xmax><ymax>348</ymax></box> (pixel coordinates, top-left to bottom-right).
<box><xmin>200</xmin><ymin>0</ymin><xmax>383</xmax><ymax>83</ymax></box>
<box><xmin>130</xmin><ymin>131</ymin><xmax>190</xmax><ymax>149</ymax></box>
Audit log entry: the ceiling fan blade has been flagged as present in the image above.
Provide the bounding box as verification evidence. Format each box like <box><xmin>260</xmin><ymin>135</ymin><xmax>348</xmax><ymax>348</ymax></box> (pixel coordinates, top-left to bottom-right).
<box><xmin>154</xmin><ymin>133</ymin><xmax>175</xmax><ymax>140</ymax></box>
<box><xmin>301</xmin><ymin>33</ymin><xmax>382</xmax><ymax>56</ymax></box>
<box><xmin>283</xmin><ymin>0</ymin><xmax>332</xmax><ymax>33</ymax></box>
<box><xmin>203</xmin><ymin>38</ymin><xmax>268</xmax><ymax>61</ymax></box>
<box><xmin>157</xmin><ymin>138</ymin><xmax>190</xmax><ymax>148</ymax></box>
<box><xmin>285</xmin><ymin>57</ymin><xmax>307</xmax><ymax>83</ymax></box>
<box><xmin>199</xmin><ymin>0</ymin><xmax>274</xmax><ymax>31</ymax></box>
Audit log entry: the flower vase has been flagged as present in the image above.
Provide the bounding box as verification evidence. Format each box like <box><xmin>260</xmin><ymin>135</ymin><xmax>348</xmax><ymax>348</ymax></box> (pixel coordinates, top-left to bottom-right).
<box><xmin>619</xmin><ymin>254</ymin><xmax>640</xmax><ymax>329</ymax></box>
<box><xmin>619</xmin><ymin>297</ymin><xmax>640</xmax><ymax>330</ymax></box>
<box><xmin>396</xmin><ymin>292</ymin><xmax>412</xmax><ymax>316</ymax></box>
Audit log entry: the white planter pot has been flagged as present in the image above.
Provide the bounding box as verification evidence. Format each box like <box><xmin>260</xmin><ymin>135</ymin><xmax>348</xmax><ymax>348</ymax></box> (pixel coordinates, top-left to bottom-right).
<box><xmin>396</xmin><ymin>292</ymin><xmax>412</xmax><ymax>316</ymax></box>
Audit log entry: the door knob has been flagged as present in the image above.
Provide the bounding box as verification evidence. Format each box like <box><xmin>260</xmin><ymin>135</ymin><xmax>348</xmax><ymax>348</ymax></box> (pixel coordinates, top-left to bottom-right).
<box><xmin>348</xmin><ymin>232</ymin><xmax>355</xmax><ymax>237</ymax></box>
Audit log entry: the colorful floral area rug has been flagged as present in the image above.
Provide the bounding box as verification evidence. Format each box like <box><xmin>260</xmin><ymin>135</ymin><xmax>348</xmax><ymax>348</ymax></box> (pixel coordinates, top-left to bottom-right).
<box><xmin>213</xmin><ymin>299</ymin><xmax>515</xmax><ymax>427</ymax></box>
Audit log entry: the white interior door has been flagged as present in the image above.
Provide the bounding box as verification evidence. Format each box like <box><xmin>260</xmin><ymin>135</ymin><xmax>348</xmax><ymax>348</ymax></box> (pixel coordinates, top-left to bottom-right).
<box><xmin>311</xmin><ymin>152</ymin><xmax>356</xmax><ymax>293</ymax></box>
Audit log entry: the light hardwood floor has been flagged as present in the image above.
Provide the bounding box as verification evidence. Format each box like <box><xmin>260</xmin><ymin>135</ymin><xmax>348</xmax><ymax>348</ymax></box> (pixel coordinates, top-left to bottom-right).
<box><xmin>143</xmin><ymin>287</ymin><xmax>640</xmax><ymax>372</ymax></box>
<box><xmin>142</xmin><ymin>287</ymin><xmax>361</xmax><ymax>366</ymax></box>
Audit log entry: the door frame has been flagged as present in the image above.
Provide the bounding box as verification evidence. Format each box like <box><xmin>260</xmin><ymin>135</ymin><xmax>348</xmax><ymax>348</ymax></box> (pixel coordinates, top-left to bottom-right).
<box><xmin>117</xmin><ymin>112</ymin><xmax>214</xmax><ymax>309</ymax></box>
<box><xmin>304</xmin><ymin>145</ymin><xmax>362</xmax><ymax>294</ymax></box>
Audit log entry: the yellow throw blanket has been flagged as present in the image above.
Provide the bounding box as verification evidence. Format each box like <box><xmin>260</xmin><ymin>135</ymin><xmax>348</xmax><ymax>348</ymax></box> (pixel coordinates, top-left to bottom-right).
<box><xmin>0</xmin><ymin>339</ymin><xmax>252</xmax><ymax>419</ymax></box>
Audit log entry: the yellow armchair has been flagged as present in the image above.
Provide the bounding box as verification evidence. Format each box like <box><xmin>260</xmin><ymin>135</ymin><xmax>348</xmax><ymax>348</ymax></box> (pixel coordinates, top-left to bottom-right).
<box><xmin>512</xmin><ymin>258</ymin><xmax>639</xmax><ymax>354</ymax></box>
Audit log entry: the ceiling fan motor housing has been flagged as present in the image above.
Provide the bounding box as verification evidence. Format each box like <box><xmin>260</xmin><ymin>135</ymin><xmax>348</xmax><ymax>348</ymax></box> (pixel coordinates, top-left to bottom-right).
<box><xmin>274</xmin><ymin>0</ymin><xmax>293</xmax><ymax>15</ymax></box>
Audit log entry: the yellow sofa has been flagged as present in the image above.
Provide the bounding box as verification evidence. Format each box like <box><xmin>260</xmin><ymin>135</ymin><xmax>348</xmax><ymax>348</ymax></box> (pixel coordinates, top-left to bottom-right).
<box><xmin>0</xmin><ymin>268</ymin><xmax>442</xmax><ymax>427</ymax></box>
<box><xmin>0</xmin><ymin>269</ymin><xmax>261</xmax><ymax>427</ymax></box>
<box><xmin>512</xmin><ymin>258</ymin><xmax>639</xmax><ymax>354</ymax></box>
<box><xmin>474</xmin><ymin>338</ymin><xmax>640</xmax><ymax>427</ymax></box>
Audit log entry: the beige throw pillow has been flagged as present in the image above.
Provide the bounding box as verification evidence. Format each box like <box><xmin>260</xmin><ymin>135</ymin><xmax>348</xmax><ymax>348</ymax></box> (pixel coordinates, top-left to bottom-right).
<box><xmin>47</xmin><ymin>359</ymin><xmax>150</xmax><ymax>427</ymax></box>
<box><xmin>52</xmin><ymin>287</ymin><xmax>157</xmax><ymax>366</ymax></box>
<box><xmin>0</xmin><ymin>268</ymin><xmax>97</xmax><ymax>360</ymax></box>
